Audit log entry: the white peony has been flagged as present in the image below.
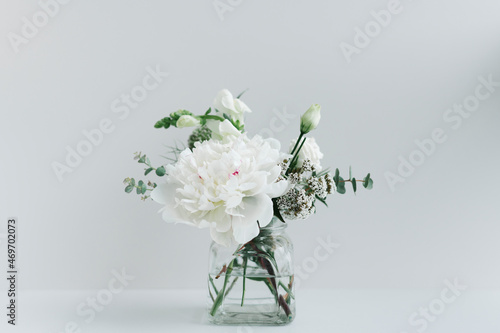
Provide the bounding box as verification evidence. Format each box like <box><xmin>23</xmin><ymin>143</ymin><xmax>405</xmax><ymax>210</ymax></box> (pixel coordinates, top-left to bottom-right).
<box><xmin>151</xmin><ymin>120</ymin><xmax>288</xmax><ymax>246</ymax></box>
<box><xmin>289</xmin><ymin>137</ymin><xmax>324</xmax><ymax>170</ymax></box>
<box><xmin>213</xmin><ymin>89</ymin><xmax>251</xmax><ymax>123</ymax></box>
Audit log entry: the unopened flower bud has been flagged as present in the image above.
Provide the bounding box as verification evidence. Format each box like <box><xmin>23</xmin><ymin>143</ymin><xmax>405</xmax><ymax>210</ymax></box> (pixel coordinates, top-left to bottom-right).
<box><xmin>176</xmin><ymin>115</ymin><xmax>200</xmax><ymax>128</ymax></box>
<box><xmin>300</xmin><ymin>104</ymin><xmax>321</xmax><ymax>134</ymax></box>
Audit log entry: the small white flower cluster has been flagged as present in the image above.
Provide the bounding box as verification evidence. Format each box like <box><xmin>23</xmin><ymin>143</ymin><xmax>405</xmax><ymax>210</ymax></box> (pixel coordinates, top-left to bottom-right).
<box><xmin>278</xmin><ymin>187</ymin><xmax>316</xmax><ymax>220</ymax></box>
<box><xmin>277</xmin><ymin>156</ymin><xmax>335</xmax><ymax>220</ymax></box>
<box><xmin>307</xmin><ymin>175</ymin><xmax>333</xmax><ymax>199</ymax></box>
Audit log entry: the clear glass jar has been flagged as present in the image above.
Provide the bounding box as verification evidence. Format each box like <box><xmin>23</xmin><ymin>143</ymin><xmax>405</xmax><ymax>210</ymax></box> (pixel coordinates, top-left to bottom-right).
<box><xmin>207</xmin><ymin>217</ymin><xmax>295</xmax><ymax>325</ymax></box>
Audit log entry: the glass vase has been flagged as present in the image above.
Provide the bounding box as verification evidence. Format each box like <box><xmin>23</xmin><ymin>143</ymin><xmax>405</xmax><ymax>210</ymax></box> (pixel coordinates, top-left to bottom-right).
<box><xmin>207</xmin><ymin>217</ymin><xmax>295</xmax><ymax>325</ymax></box>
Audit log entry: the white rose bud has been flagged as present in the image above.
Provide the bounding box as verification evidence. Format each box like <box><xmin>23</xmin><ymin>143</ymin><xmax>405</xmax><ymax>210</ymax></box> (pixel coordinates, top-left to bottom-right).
<box><xmin>176</xmin><ymin>115</ymin><xmax>200</xmax><ymax>128</ymax></box>
<box><xmin>300</xmin><ymin>104</ymin><xmax>321</xmax><ymax>134</ymax></box>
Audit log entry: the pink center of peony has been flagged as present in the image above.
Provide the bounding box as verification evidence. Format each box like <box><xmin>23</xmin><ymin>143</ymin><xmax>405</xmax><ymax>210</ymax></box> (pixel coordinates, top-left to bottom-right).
<box><xmin>229</xmin><ymin>168</ymin><xmax>240</xmax><ymax>178</ymax></box>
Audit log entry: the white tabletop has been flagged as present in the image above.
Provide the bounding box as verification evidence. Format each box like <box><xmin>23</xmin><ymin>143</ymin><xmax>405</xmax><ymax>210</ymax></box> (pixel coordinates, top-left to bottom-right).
<box><xmin>2</xmin><ymin>289</ymin><xmax>499</xmax><ymax>332</ymax></box>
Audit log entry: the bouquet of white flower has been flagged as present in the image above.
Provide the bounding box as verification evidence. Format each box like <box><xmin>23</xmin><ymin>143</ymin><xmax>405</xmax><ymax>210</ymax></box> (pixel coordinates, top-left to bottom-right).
<box><xmin>123</xmin><ymin>89</ymin><xmax>373</xmax><ymax>325</ymax></box>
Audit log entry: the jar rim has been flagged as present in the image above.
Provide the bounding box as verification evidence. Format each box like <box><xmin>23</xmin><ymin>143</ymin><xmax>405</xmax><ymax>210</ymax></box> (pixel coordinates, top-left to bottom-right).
<box><xmin>260</xmin><ymin>217</ymin><xmax>287</xmax><ymax>231</ymax></box>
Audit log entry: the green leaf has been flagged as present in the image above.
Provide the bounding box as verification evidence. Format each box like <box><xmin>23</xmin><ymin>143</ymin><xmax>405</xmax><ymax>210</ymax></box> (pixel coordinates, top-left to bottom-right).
<box><xmin>349</xmin><ymin>166</ymin><xmax>352</xmax><ymax>180</ymax></box>
<box><xmin>236</xmin><ymin>88</ymin><xmax>249</xmax><ymax>99</ymax></box>
<box><xmin>315</xmin><ymin>195</ymin><xmax>328</xmax><ymax>207</ymax></box>
<box><xmin>130</xmin><ymin>178</ymin><xmax>135</xmax><ymax>186</ymax></box>
<box><xmin>170</xmin><ymin>110</ymin><xmax>192</xmax><ymax>122</ymax></box>
<box><xmin>333</xmin><ymin>168</ymin><xmax>340</xmax><ymax>185</ymax></box>
<box><xmin>363</xmin><ymin>173</ymin><xmax>373</xmax><ymax>190</ymax></box>
<box><xmin>352</xmin><ymin>177</ymin><xmax>357</xmax><ymax>193</ymax></box>
<box><xmin>145</xmin><ymin>167</ymin><xmax>153</xmax><ymax>175</ymax></box>
<box><xmin>125</xmin><ymin>185</ymin><xmax>134</xmax><ymax>193</ymax></box>
<box><xmin>205</xmin><ymin>107</ymin><xmax>212</xmax><ymax>115</ymax></box>
<box><xmin>154</xmin><ymin>117</ymin><xmax>172</xmax><ymax>129</ymax></box>
<box><xmin>138</xmin><ymin>155</ymin><xmax>146</xmax><ymax>163</ymax></box>
<box><xmin>337</xmin><ymin>177</ymin><xmax>346</xmax><ymax>194</ymax></box>
<box><xmin>141</xmin><ymin>183</ymin><xmax>147</xmax><ymax>194</ymax></box>
<box><xmin>156</xmin><ymin>166</ymin><xmax>166</xmax><ymax>177</ymax></box>
<box><xmin>138</xmin><ymin>180</ymin><xmax>144</xmax><ymax>187</ymax></box>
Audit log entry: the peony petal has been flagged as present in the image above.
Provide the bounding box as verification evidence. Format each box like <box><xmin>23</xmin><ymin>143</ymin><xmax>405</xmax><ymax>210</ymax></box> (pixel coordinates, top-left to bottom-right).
<box><xmin>253</xmin><ymin>194</ymin><xmax>274</xmax><ymax>228</ymax></box>
<box><xmin>232</xmin><ymin>218</ymin><xmax>259</xmax><ymax>244</ymax></box>
<box><xmin>264</xmin><ymin>137</ymin><xmax>280</xmax><ymax>150</ymax></box>
<box><xmin>210</xmin><ymin>227</ymin><xmax>234</xmax><ymax>247</ymax></box>
<box><xmin>267</xmin><ymin>165</ymin><xmax>282</xmax><ymax>183</ymax></box>
<box><xmin>150</xmin><ymin>183</ymin><xmax>176</xmax><ymax>206</ymax></box>
<box><xmin>232</xmin><ymin>194</ymin><xmax>274</xmax><ymax>243</ymax></box>
<box><xmin>209</xmin><ymin>206</ymin><xmax>232</xmax><ymax>232</ymax></box>
<box><xmin>152</xmin><ymin>183</ymin><xmax>194</xmax><ymax>225</ymax></box>
<box><xmin>266</xmin><ymin>179</ymin><xmax>290</xmax><ymax>198</ymax></box>
<box><xmin>160</xmin><ymin>206</ymin><xmax>194</xmax><ymax>226</ymax></box>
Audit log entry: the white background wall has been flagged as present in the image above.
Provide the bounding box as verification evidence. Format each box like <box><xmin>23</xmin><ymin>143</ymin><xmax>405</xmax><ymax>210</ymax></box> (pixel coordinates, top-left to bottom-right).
<box><xmin>1</xmin><ymin>0</ymin><xmax>499</xmax><ymax>292</ymax></box>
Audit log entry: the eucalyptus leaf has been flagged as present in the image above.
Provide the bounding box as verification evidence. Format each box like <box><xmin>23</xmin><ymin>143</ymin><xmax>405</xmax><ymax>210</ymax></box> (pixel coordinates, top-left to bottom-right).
<box><xmin>125</xmin><ymin>185</ymin><xmax>134</xmax><ymax>193</ymax></box>
<box><xmin>337</xmin><ymin>177</ymin><xmax>346</xmax><ymax>194</ymax></box>
<box><xmin>334</xmin><ymin>168</ymin><xmax>340</xmax><ymax>185</ymax></box>
<box><xmin>156</xmin><ymin>166</ymin><xmax>166</xmax><ymax>177</ymax></box>
<box><xmin>363</xmin><ymin>173</ymin><xmax>373</xmax><ymax>189</ymax></box>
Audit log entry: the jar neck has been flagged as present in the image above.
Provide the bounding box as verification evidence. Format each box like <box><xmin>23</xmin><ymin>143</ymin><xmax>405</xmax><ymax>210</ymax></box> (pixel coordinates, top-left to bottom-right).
<box><xmin>258</xmin><ymin>217</ymin><xmax>287</xmax><ymax>236</ymax></box>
